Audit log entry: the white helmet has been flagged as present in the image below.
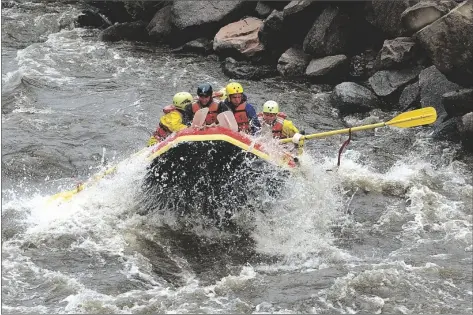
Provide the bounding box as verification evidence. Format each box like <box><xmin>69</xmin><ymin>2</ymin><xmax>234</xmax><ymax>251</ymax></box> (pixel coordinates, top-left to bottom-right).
<box><xmin>263</xmin><ymin>100</ymin><xmax>279</xmax><ymax>114</ymax></box>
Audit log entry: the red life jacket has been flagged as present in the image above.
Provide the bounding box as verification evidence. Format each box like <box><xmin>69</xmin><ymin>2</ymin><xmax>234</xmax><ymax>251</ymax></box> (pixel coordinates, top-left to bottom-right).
<box><xmin>233</xmin><ymin>102</ymin><xmax>250</xmax><ymax>132</ymax></box>
<box><xmin>153</xmin><ymin>105</ymin><xmax>177</xmax><ymax>140</ymax></box>
<box><xmin>257</xmin><ymin>112</ymin><xmax>287</xmax><ymax>138</ymax></box>
<box><xmin>192</xmin><ymin>101</ymin><xmax>219</xmax><ymax>125</ymax></box>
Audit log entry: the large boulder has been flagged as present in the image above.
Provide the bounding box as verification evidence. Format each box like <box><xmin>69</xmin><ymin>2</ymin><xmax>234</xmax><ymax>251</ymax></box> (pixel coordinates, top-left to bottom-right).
<box><xmin>401</xmin><ymin>0</ymin><xmax>458</xmax><ymax>34</ymax></box>
<box><xmin>374</xmin><ymin>37</ymin><xmax>417</xmax><ymax>70</ymax></box>
<box><xmin>146</xmin><ymin>5</ymin><xmax>172</xmax><ymax>42</ymax></box>
<box><xmin>222</xmin><ymin>57</ymin><xmax>278</xmax><ymax>80</ymax></box>
<box><xmin>331</xmin><ymin>82</ymin><xmax>380</xmax><ymax>116</ymax></box>
<box><xmin>399</xmin><ymin>81</ymin><xmax>420</xmax><ymax>110</ymax></box>
<box><xmin>258</xmin><ymin>10</ymin><xmax>284</xmax><ymax>52</ymax></box>
<box><xmin>414</xmin><ymin>0</ymin><xmax>473</xmax><ymax>87</ymax></box>
<box><xmin>85</xmin><ymin>0</ymin><xmax>164</xmax><ymax>24</ymax></box>
<box><xmin>303</xmin><ymin>6</ymin><xmax>353</xmax><ymax>57</ymax></box>
<box><xmin>418</xmin><ymin>65</ymin><xmax>461</xmax><ymax>122</ymax></box>
<box><xmin>282</xmin><ymin>0</ymin><xmax>324</xmax><ymax>46</ymax></box>
<box><xmin>442</xmin><ymin>88</ymin><xmax>473</xmax><ymax>117</ymax></box>
<box><xmin>277</xmin><ymin>47</ymin><xmax>311</xmax><ymax>77</ymax></box>
<box><xmin>368</xmin><ymin>68</ymin><xmax>420</xmax><ymax>97</ymax></box>
<box><xmin>170</xmin><ymin>1</ymin><xmax>256</xmax><ymax>46</ymax></box>
<box><xmin>305</xmin><ymin>55</ymin><xmax>349</xmax><ymax>83</ymax></box>
<box><xmin>364</xmin><ymin>0</ymin><xmax>420</xmax><ymax>37</ymax></box>
<box><xmin>213</xmin><ymin>17</ymin><xmax>265</xmax><ymax>59</ymax></box>
<box><xmin>458</xmin><ymin>112</ymin><xmax>473</xmax><ymax>151</ymax></box>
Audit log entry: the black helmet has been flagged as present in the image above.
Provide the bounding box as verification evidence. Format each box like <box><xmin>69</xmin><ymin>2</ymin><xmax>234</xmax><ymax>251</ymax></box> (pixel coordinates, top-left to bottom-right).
<box><xmin>197</xmin><ymin>83</ymin><xmax>213</xmax><ymax>97</ymax></box>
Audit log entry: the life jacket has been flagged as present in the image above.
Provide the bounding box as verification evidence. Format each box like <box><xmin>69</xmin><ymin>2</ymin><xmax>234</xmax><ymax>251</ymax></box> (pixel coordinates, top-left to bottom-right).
<box><xmin>153</xmin><ymin>105</ymin><xmax>178</xmax><ymax>140</ymax></box>
<box><xmin>257</xmin><ymin>112</ymin><xmax>287</xmax><ymax>138</ymax></box>
<box><xmin>192</xmin><ymin>100</ymin><xmax>219</xmax><ymax>125</ymax></box>
<box><xmin>233</xmin><ymin>102</ymin><xmax>250</xmax><ymax>132</ymax></box>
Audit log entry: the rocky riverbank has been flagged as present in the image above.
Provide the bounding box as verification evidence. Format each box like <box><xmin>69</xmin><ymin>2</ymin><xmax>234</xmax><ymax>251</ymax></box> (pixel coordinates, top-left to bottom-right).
<box><xmin>76</xmin><ymin>0</ymin><xmax>473</xmax><ymax>151</ymax></box>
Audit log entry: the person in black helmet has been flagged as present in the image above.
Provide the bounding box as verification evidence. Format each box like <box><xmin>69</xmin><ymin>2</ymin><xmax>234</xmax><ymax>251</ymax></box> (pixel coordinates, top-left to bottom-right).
<box><xmin>185</xmin><ymin>83</ymin><xmax>229</xmax><ymax>126</ymax></box>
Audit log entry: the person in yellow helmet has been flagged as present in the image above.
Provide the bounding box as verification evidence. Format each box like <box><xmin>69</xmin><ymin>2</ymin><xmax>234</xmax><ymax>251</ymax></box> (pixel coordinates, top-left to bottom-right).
<box><xmin>258</xmin><ymin>100</ymin><xmax>300</xmax><ymax>139</ymax></box>
<box><xmin>184</xmin><ymin>83</ymin><xmax>229</xmax><ymax>126</ymax></box>
<box><xmin>220</xmin><ymin>82</ymin><xmax>261</xmax><ymax>135</ymax></box>
<box><xmin>147</xmin><ymin>92</ymin><xmax>192</xmax><ymax>146</ymax></box>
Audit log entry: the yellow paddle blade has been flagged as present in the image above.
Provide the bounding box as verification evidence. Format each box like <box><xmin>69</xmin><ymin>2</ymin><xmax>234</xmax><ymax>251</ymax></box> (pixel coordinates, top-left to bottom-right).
<box><xmin>279</xmin><ymin>107</ymin><xmax>438</xmax><ymax>144</ymax></box>
<box><xmin>386</xmin><ymin>106</ymin><xmax>437</xmax><ymax>128</ymax></box>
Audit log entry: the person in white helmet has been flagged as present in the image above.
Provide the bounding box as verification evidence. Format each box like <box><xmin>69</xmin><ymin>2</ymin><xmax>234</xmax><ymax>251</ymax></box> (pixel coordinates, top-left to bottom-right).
<box><xmin>257</xmin><ymin>100</ymin><xmax>300</xmax><ymax>140</ymax></box>
<box><xmin>147</xmin><ymin>92</ymin><xmax>193</xmax><ymax>146</ymax></box>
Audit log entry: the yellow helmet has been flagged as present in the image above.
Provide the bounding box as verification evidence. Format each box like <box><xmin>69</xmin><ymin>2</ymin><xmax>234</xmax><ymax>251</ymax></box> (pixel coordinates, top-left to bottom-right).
<box><xmin>225</xmin><ymin>82</ymin><xmax>244</xmax><ymax>97</ymax></box>
<box><xmin>263</xmin><ymin>100</ymin><xmax>279</xmax><ymax>114</ymax></box>
<box><xmin>173</xmin><ymin>92</ymin><xmax>193</xmax><ymax>110</ymax></box>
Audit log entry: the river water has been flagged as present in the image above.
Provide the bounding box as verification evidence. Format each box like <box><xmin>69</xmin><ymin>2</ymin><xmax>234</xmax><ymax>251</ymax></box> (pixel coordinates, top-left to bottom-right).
<box><xmin>2</xmin><ymin>1</ymin><xmax>472</xmax><ymax>314</ymax></box>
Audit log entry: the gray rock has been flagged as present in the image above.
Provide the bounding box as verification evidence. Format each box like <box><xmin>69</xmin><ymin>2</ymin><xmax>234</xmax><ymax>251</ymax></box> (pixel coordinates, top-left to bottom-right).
<box><xmin>459</xmin><ymin>112</ymin><xmax>473</xmax><ymax>151</ymax></box>
<box><xmin>277</xmin><ymin>47</ymin><xmax>311</xmax><ymax>77</ymax></box>
<box><xmin>331</xmin><ymin>82</ymin><xmax>380</xmax><ymax>116</ymax></box>
<box><xmin>368</xmin><ymin>68</ymin><xmax>420</xmax><ymax>97</ymax></box>
<box><xmin>255</xmin><ymin>1</ymin><xmax>272</xmax><ymax>18</ymax></box>
<box><xmin>305</xmin><ymin>55</ymin><xmax>349</xmax><ymax>81</ymax></box>
<box><xmin>147</xmin><ymin>5</ymin><xmax>172</xmax><ymax>42</ymax></box>
<box><xmin>375</xmin><ymin>37</ymin><xmax>417</xmax><ymax>70</ymax></box>
<box><xmin>170</xmin><ymin>1</ymin><xmax>255</xmax><ymax>46</ymax></box>
<box><xmin>173</xmin><ymin>38</ymin><xmax>213</xmax><ymax>55</ymax></box>
<box><xmin>303</xmin><ymin>6</ymin><xmax>352</xmax><ymax>57</ymax></box>
<box><xmin>258</xmin><ymin>9</ymin><xmax>284</xmax><ymax>50</ymax></box>
<box><xmin>418</xmin><ymin>65</ymin><xmax>461</xmax><ymax>122</ymax></box>
<box><xmin>222</xmin><ymin>57</ymin><xmax>278</xmax><ymax>80</ymax></box>
<box><xmin>399</xmin><ymin>81</ymin><xmax>420</xmax><ymax>110</ymax></box>
<box><xmin>442</xmin><ymin>88</ymin><xmax>473</xmax><ymax>117</ymax></box>
<box><xmin>365</xmin><ymin>0</ymin><xmax>419</xmax><ymax>37</ymax></box>
<box><xmin>432</xmin><ymin>116</ymin><xmax>461</xmax><ymax>140</ymax></box>
<box><xmin>401</xmin><ymin>0</ymin><xmax>457</xmax><ymax>34</ymax></box>
<box><xmin>99</xmin><ymin>21</ymin><xmax>149</xmax><ymax>42</ymax></box>
<box><xmin>414</xmin><ymin>0</ymin><xmax>473</xmax><ymax>87</ymax></box>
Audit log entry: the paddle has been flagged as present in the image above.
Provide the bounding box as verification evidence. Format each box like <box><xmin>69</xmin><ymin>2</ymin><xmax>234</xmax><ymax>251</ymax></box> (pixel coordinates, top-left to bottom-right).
<box><xmin>191</xmin><ymin>107</ymin><xmax>209</xmax><ymax>128</ymax></box>
<box><xmin>279</xmin><ymin>107</ymin><xmax>437</xmax><ymax>144</ymax></box>
<box><xmin>47</xmin><ymin>147</ymin><xmax>151</xmax><ymax>203</ymax></box>
<box><xmin>217</xmin><ymin>111</ymin><xmax>238</xmax><ymax>132</ymax></box>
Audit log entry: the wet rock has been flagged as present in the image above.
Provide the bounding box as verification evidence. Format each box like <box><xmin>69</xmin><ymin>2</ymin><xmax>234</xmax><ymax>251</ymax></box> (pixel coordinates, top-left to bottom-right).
<box><xmin>173</xmin><ymin>38</ymin><xmax>213</xmax><ymax>55</ymax></box>
<box><xmin>442</xmin><ymin>88</ymin><xmax>473</xmax><ymax>117</ymax></box>
<box><xmin>305</xmin><ymin>54</ymin><xmax>349</xmax><ymax>83</ymax></box>
<box><xmin>170</xmin><ymin>1</ymin><xmax>256</xmax><ymax>46</ymax></box>
<box><xmin>368</xmin><ymin>68</ymin><xmax>420</xmax><ymax>97</ymax></box>
<box><xmin>222</xmin><ymin>57</ymin><xmax>278</xmax><ymax>80</ymax></box>
<box><xmin>303</xmin><ymin>6</ymin><xmax>352</xmax><ymax>57</ymax></box>
<box><xmin>258</xmin><ymin>10</ymin><xmax>284</xmax><ymax>51</ymax></box>
<box><xmin>147</xmin><ymin>5</ymin><xmax>172</xmax><ymax>42</ymax></box>
<box><xmin>85</xmin><ymin>0</ymin><xmax>163</xmax><ymax>24</ymax></box>
<box><xmin>349</xmin><ymin>49</ymin><xmax>378</xmax><ymax>79</ymax></box>
<box><xmin>282</xmin><ymin>0</ymin><xmax>323</xmax><ymax>46</ymax></box>
<box><xmin>458</xmin><ymin>112</ymin><xmax>473</xmax><ymax>151</ymax></box>
<box><xmin>213</xmin><ymin>17</ymin><xmax>265</xmax><ymax>59</ymax></box>
<box><xmin>77</xmin><ymin>8</ymin><xmax>112</xmax><ymax>29</ymax></box>
<box><xmin>255</xmin><ymin>2</ymin><xmax>272</xmax><ymax>18</ymax></box>
<box><xmin>414</xmin><ymin>0</ymin><xmax>473</xmax><ymax>87</ymax></box>
<box><xmin>418</xmin><ymin>66</ymin><xmax>461</xmax><ymax>122</ymax></box>
<box><xmin>364</xmin><ymin>0</ymin><xmax>419</xmax><ymax>37</ymax></box>
<box><xmin>433</xmin><ymin>116</ymin><xmax>461</xmax><ymax>141</ymax></box>
<box><xmin>374</xmin><ymin>37</ymin><xmax>417</xmax><ymax>70</ymax></box>
<box><xmin>401</xmin><ymin>0</ymin><xmax>457</xmax><ymax>34</ymax></box>
<box><xmin>399</xmin><ymin>81</ymin><xmax>420</xmax><ymax>110</ymax></box>
<box><xmin>331</xmin><ymin>82</ymin><xmax>380</xmax><ymax>116</ymax></box>
<box><xmin>277</xmin><ymin>47</ymin><xmax>311</xmax><ymax>77</ymax></box>
<box><xmin>99</xmin><ymin>21</ymin><xmax>149</xmax><ymax>42</ymax></box>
